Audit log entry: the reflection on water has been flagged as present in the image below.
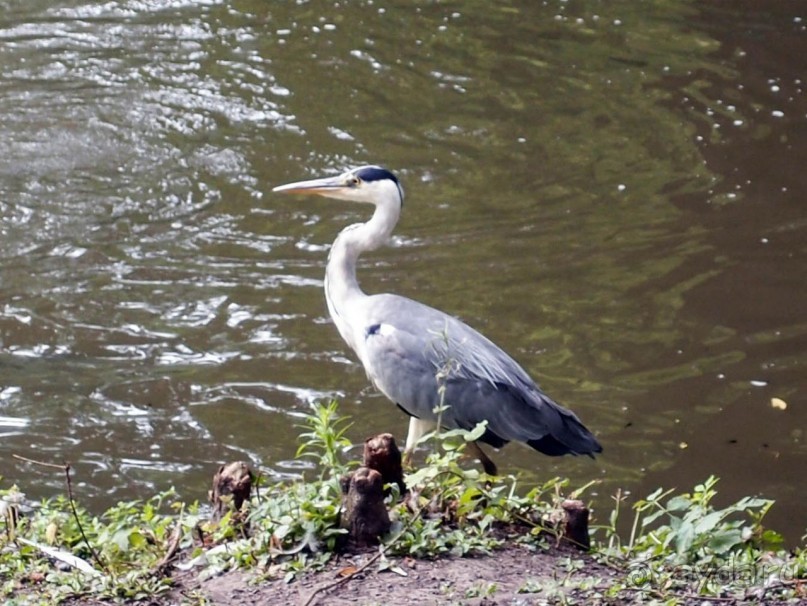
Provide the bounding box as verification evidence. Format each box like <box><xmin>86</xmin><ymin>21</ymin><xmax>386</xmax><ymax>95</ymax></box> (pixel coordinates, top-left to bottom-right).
<box><xmin>0</xmin><ymin>1</ymin><xmax>805</xmax><ymax>540</ymax></box>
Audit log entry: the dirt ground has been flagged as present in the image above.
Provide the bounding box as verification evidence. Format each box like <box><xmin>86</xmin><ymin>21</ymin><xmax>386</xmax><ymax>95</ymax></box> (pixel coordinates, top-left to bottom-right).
<box><xmin>52</xmin><ymin>541</ymin><xmax>801</xmax><ymax>606</ymax></box>
<box><xmin>184</xmin><ymin>544</ymin><xmax>617</xmax><ymax>605</ymax></box>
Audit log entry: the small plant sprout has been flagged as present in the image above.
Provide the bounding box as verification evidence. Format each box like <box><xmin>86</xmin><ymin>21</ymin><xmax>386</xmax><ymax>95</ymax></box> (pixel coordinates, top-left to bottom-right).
<box><xmin>296</xmin><ymin>399</ymin><xmax>355</xmax><ymax>479</ymax></box>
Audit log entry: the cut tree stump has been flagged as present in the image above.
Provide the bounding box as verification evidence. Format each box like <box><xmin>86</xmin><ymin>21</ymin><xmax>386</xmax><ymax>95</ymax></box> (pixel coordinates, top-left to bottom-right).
<box><xmin>209</xmin><ymin>461</ymin><xmax>253</xmax><ymax>521</ymax></box>
<box><xmin>339</xmin><ymin>466</ymin><xmax>391</xmax><ymax>547</ymax></box>
<box><xmin>362</xmin><ymin>433</ymin><xmax>406</xmax><ymax>495</ymax></box>
<box><xmin>561</xmin><ymin>499</ymin><xmax>590</xmax><ymax>551</ymax></box>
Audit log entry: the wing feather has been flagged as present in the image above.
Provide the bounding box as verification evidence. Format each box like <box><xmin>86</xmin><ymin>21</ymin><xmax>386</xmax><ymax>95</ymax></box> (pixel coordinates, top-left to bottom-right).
<box><xmin>357</xmin><ymin>293</ymin><xmax>601</xmax><ymax>456</ymax></box>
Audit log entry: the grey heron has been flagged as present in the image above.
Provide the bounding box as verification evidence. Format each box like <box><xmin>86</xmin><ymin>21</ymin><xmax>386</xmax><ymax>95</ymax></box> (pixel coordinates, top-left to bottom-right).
<box><xmin>273</xmin><ymin>165</ymin><xmax>602</xmax><ymax>474</ymax></box>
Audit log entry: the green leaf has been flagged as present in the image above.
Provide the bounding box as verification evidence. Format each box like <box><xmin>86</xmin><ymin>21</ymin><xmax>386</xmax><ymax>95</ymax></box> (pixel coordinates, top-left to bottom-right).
<box><xmin>464</xmin><ymin>421</ymin><xmax>488</xmax><ymax>442</ymax></box>
<box><xmin>645</xmin><ymin>487</ymin><xmax>665</xmax><ymax>502</ymax></box>
<box><xmin>707</xmin><ymin>529</ymin><xmax>743</xmax><ymax>554</ymax></box>
<box><xmin>128</xmin><ymin>530</ymin><xmax>147</xmax><ymax>549</ymax></box>
<box><xmin>666</xmin><ymin>495</ymin><xmax>692</xmax><ymax>512</ymax></box>
<box><xmin>113</xmin><ymin>528</ymin><xmax>131</xmax><ymax>552</ymax></box>
<box><xmin>734</xmin><ymin>497</ymin><xmax>773</xmax><ymax>511</ymax></box>
<box><xmin>675</xmin><ymin>520</ymin><xmax>695</xmax><ymax>556</ymax></box>
<box><xmin>760</xmin><ymin>529</ymin><xmax>785</xmax><ymax>550</ymax></box>
<box><xmin>640</xmin><ymin>508</ymin><xmax>667</xmax><ymax>528</ymax></box>
<box><xmin>693</xmin><ymin>510</ymin><xmax>724</xmax><ymax>535</ymax></box>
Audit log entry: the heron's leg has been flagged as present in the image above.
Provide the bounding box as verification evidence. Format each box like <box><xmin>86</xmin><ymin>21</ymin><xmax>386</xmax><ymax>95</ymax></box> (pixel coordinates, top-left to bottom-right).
<box><xmin>467</xmin><ymin>441</ymin><xmax>498</xmax><ymax>476</ymax></box>
<box><xmin>403</xmin><ymin>417</ymin><xmax>436</xmax><ymax>467</ymax></box>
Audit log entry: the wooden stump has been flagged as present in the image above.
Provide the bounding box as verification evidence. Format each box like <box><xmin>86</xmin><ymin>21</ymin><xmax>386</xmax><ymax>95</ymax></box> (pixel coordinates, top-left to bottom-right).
<box><xmin>561</xmin><ymin>499</ymin><xmax>590</xmax><ymax>551</ymax></box>
<box><xmin>339</xmin><ymin>467</ymin><xmax>391</xmax><ymax>547</ymax></box>
<box><xmin>209</xmin><ymin>461</ymin><xmax>253</xmax><ymax>521</ymax></box>
<box><xmin>362</xmin><ymin>433</ymin><xmax>406</xmax><ymax>495</ymax></box>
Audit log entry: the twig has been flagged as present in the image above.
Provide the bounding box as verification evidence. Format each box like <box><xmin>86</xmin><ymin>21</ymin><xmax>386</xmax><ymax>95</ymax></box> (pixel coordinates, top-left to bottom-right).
<box><xmin>62</xmin><ymin>465</ymin><xmax>109</xmax><ymax>575</ymax></box>
<box><xmin>617</xmin><ymin>583</ymin><xmax>739</xmax><ymax>604</ymax></box>
<box><xmin>155</xmin><ymin>505</ymin><xmax>185</xmax><ymax>572</ymax></box>
<box><xmin>299</xmin><ymin>545</ymin><xmax>382</xmax><ymax>606</ymax></box>
<box><xmin>11</xmin><ymin>454</ymin><xmax>66</xmax><ymax>470</ymax></box>
<box><xmin>253</xmin><ymin>471</ymin><xmax>263</xmax><ymax>502</ymax></box>
<box><xmin>681</xmin><ymin>594</ymin><xmax>740</xmax><ymax>603</ymax></box>
<box><xmin>12</xmin><ymin>454</ymin><xmax>109</xmax><ymax>576</ymax></box>
<box><xmin>746</xmin><ymin>578</ymin><xmax>804</xmax><ymax>602</ymax></box>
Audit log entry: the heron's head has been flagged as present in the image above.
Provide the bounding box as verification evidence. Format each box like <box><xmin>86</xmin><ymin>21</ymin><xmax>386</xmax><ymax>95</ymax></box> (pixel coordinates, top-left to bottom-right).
<box><xmin>272</xmin><ymin>165</ymin><xmax>404</xmax><ymax>208</ymax></box>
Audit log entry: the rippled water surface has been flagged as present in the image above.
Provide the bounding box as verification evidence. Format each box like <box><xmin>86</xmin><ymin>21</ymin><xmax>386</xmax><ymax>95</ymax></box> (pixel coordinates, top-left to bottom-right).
<box><xmin>1</xmin><ymin>1</ymin><xmax>805</xmax><ymax>540</ymax></box>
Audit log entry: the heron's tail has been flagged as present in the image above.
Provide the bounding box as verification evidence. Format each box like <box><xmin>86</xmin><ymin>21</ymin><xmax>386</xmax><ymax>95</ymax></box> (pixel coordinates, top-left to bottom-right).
<box><xmin>527</xmin><ymin>405</ymin><xmax>603</xmax><ymax>458</ymax></box>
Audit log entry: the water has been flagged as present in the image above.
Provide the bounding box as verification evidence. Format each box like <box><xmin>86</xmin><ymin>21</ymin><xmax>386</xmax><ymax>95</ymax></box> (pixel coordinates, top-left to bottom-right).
<box><xmin>1</xmin><ymin>1</ymin><xmax>805</xmax><ymax>541</ymax></box>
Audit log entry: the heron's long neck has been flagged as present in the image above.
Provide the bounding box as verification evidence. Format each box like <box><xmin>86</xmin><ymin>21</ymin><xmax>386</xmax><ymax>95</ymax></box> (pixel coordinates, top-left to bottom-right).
<box><xmin>325</xmin><ymin>201</ymin><xmax>399</xmax><ymax>336</ymax></box>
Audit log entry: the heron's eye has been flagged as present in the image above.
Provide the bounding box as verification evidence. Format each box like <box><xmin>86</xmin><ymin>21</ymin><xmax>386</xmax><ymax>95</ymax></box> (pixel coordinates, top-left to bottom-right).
<box><xmin>349</xmin><ymin>176</ymin><xmax>361</xmax><ymax>187</ymax></box>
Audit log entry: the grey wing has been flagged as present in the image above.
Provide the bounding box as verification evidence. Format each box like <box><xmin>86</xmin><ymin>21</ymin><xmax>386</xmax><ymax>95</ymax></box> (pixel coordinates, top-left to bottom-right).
<box><xmin>359</xmin><ymin>294</ymin><xmax>602</xmax><ymax>457</ymax></box>
<box><xmin>358</xmin><ymin>305</ymin><xmax>442</xmax><ymax>421</ymax></box>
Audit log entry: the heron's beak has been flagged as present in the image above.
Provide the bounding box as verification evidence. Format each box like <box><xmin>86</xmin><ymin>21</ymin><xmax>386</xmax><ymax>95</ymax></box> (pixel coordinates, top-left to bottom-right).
<box><xmin>272</xmin><ymin>175</ymin><xmax>347</xmax><ymax>196</ymax></box>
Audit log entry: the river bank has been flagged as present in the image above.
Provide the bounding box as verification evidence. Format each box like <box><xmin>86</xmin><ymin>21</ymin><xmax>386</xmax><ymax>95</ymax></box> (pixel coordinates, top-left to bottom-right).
<box><xmin>3</xmin><ymin>405</ymin><xmax>805</xmax><ymax>605</ymax></box>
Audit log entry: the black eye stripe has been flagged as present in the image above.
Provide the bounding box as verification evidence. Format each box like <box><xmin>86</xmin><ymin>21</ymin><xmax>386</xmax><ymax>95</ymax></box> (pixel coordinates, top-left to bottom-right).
<box><xmin>353</xmin><ymin>166</ymin><xmax>399</xmax><ymax>185</ymax></box>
